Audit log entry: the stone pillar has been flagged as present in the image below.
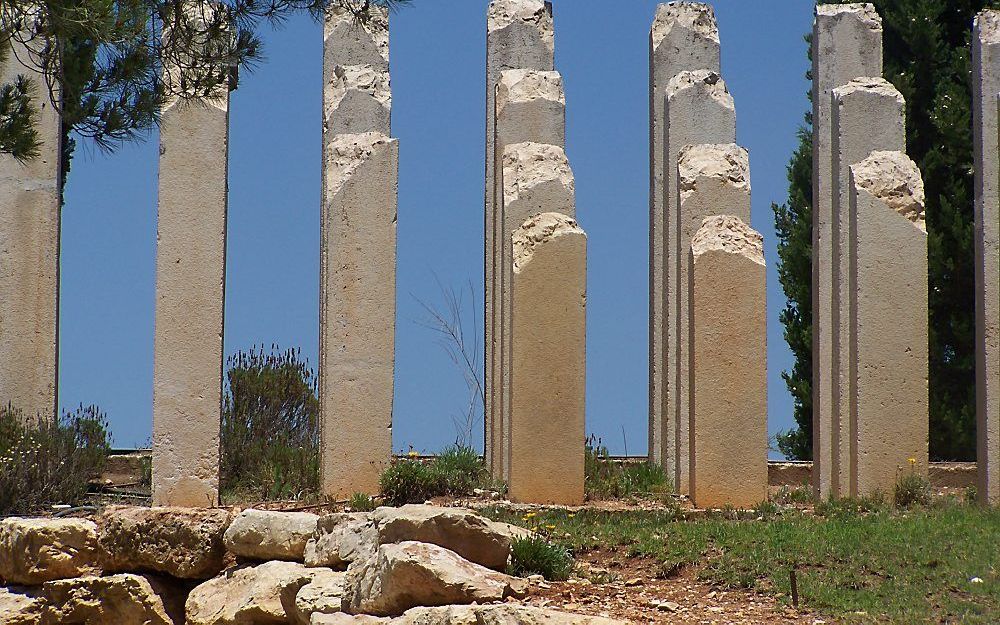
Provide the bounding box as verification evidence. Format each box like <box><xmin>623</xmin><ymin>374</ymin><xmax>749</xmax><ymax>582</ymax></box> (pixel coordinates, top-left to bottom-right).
<box><xmin>152</xmin><ymin>18</ymin><xmax>232</xmax><ymax>506</ymax></box>
<box><xmin>492</xmin><ymin>69</ymin><xmax>565</xmax><ymax>478</ymax></box>
<box><xmin>831</xmin><ymin>77</ymin><xmax>904</xmax><ymax>497</ymax></box>
<box><xmin>485</xmin><ymin>0</ymin><xmax>554</xmax><ymax>473</ymax></box>
<box><xmin>509</xmin><ymin>212</ymin><xmax>586</xmax><ymax>505</ymax></box>
<box><xmin>973</xmin><ymin>10</ymin><xmax>1000</xmax><ymax>505</ymax></box>
<box><xmin>0</xmin><ymin>34</ymin><xmax>62</xmax><ymax>420</ymax></box>
<box><xmin>849</xmin><ymin>151</ymin><xmax>928</xmax><ymax>497</ymax></box>
<box><xmin>649</xmin><ymin>3</ymin><xmax>720</xmax><ymax>473</ymax></box>
<box><xmin>811</xmin><ymin>4</ymin><xmax>883</xmax><ymax>499</ymax></box>
<box><xmin>499</xmin><ymin>141</ymin><xmax>574</xmax><ymax>480</ymax></box>
<box><xmin>320</xmin><ymin>132</ymin><xmax>398</xmax><ymax>498</ymax></box>
<box><xmin>325</xmin><ymin>65</ymin><xmax>390</xmax><ymax>137</ymax></box>
<box><xmin>689</xmin><ymin>215</ymin><xmax>767</xmax><ymax>509</ymax></box>
<box><xmin>665</xmin><ymin>70</ymin><xmax>736</xmax><ymax>494</ymax></box>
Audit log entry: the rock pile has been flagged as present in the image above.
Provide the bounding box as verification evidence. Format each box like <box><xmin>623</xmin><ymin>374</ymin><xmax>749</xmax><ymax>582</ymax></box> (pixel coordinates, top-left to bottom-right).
<box><xmin>0</xmin><ymin>504</ymin><xmax>616</xmax><ymax>624</ymax></box>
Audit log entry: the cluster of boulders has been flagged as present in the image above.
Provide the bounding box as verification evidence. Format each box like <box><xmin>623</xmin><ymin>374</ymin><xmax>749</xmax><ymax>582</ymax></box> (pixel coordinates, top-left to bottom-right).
<box><xmin>0</xmin><ymin>504</ymin><xmax>619</xmax><ymax>624</ymax></box>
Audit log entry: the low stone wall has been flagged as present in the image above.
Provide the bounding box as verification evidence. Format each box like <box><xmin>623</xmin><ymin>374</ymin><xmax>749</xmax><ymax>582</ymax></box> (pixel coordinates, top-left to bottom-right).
<box><xmin>767</xmin><ymin>461</ymin><xmax>978</xmax><ymax>489</ymax></box>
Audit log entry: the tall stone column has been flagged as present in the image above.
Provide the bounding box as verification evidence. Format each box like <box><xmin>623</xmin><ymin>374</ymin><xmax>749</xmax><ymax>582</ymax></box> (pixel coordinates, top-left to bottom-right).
<box><xmin>830</xmin><ymin>77</ymin><xmax>904</xmax><ymax>496</ymax></box>
<box><xmin>649</xmin><ymin>3</ymin><xmax>720</xmax><ymax>472</ymax></box>
<box><xmin>848</xmin><ymin>151</ymin><xmax>927</xmax><ymax>498</ymax></box>
<box><xmin>665</xmin><ymin>70</ymin><xmax>735</xmax><ymax>493</ymax></box>
<box><xmin>321</xmin><ymin>133</ymin><xmax>398</xmax><ymax>498</ymax></box>
<box><xmin>152</xmin><ymin>23</ymin><xmax>232</xmax><ymax>507</ymax></box>
<box><xmin>973</xmin><ymin>10</ymin><xmax>1000</xmax><ymax>506</ymax></box>
<box><xmin>509</xmin><ymin>212</ymin><xmax>586</xmax><ymax>505</ymax></box>
<box><xmin>492</xmin><ymin>69</ymin><xmax>565</xmax><ymax>478</ymax></box>
<box><xmin>689</xmin><ymin>215</ymin><xmax>767</xmax><ymax>510</ymax></box>
<box><xmin>485</xmin><ymin>0</ymin><xmax>554</xmax><ymax>472</ymax></box>
<box><xmin>499</xmin><ymin>141</ymin><xmax>574</xmax><ymax>480</ymax></box>
<box><xmin>811</xmin><ymin>4</ymin><xmax>883</xmax><ymax>499</ymax></box>
<box><xmin>0</xmin><ymin>34</ymin><xmax>62</xmax><ymax>420</ymax></box>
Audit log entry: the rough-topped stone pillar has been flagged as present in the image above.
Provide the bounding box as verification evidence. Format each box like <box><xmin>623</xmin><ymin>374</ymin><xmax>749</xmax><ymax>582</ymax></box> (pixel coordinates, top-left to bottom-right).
<box><xmin>485</xmin><ymin>0</ymin><xmax>554</xmax><ymax>473</ymax></box>
<box><xmin>689</xmin><ymin>215</ymin><xmax>767</xmax><ymax>510</ymax></box>
<box><xmin>499</xmin><ymin>141</ymin><xmax>574</xmax><ymax>480</ymax></box>
<box><xmin>321</xmin><ymin>132</ymin><xmax>398</xmax><ymax>498</ymax></box>
<box><xmin>849</xmin><ymin>151</ymin><xmax>927</xmax><ymax>498</ymax></box>
<box><xmin>152</xmin><ymin>9</ymin><xmax>233</xmax><ymax>507</ymax></box>
<box><xmin>831</xmin><ymin>77</ymin><xmax>905</xmax><ymax>496</ymax></box>
<box><xmin>812</xmin><ymin>3</ymin><xmax>883</xmax><ymax>499</ymax></box>
<box><xmin>0</xmin><ymin>34</ymin><xmax>62</xmax><ymax>420</ymax></box>
<box><xmin>649</xmin><ymin>2</ymin><xmax>720</xmax><ymax>473</ymax></box>
<box><xmin>325</xmin><ymin>65</ymin><xmax>390</xmax><ymax>137</ymax></box>
<box><xmin>509</xmin><ymin>212</ymin><xmax>586</xmax><ymax>505</ymax></box>
<box><xmin>492</xmin><ymin>69</ymin><xmax>565</xmax><ymax>478</ymax></box>
<box><xmin>973</xmin><ymin>10</ymin><xmax>1000</xmax><ymax>505</ymax></box>
<box><xmin>664</xmin><ymin>70</ymin><xmax>735</xmax><ymax>494</ymax></box>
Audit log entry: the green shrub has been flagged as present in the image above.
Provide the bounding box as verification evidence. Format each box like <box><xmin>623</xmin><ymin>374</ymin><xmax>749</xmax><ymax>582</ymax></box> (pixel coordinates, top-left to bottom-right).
<box><xmin>894</xmin><ymin>473</ymin><xmax>931</xmax><ymax>509</ymax></box>
<box><xmin>379</xmin><ymin>459</ymin><xmax>439</xmax><ymax>506</ymax></box>
<box><xmin>0</xmin><ymin>404</ymin><xmax>111</xmax><ymax>515</ymax></box>
<box><xmin>585</xmin><ymin>435</ymin><xmax>670</xmax><ymax>499</ymax></box>
<box><xmin>430</xmin><ymin>445</ymin><xmax>487</xmax><ymax>495</ymax></box>
<box><xmin>220</xmin><ymin>346</ymin><xmax>320</xmax><ymax>502</ymax></box>
<box><xmin>349</xmin><ymin>492</ymin><xmax>376</xmax><ymax>512</ymax></box>
<box><xmin>508</xmin><ymin>536</ymin><xmax>574</xmax><ymax>581</ymax></box>
<box><xmin>379</xmin><ymin>446</ymin><xmax>491</xmax><ymax>507</ymax></box>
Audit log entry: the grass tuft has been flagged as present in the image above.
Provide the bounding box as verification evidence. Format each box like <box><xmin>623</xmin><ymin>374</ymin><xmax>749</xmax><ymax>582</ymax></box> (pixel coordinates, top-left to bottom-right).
<box><xmin>894</xmin><ymin>472</ymin><xmax>931</xmax><ymax>508</ymax></box>
<box><xmin>349</xmin><ymin>492</ymin><xmax>376</xmax><ymax>512</ymax></box>
<box><xmin>585</xmin><ymin>435</ymin><xmax>671</xmax><ymax>499</ymax></box>
<box><xmin>508</xmin><ymin>536</ymin><xmax>574</xmax><ymax>581</ymax></box>
<box><xmin>379</xmin><ymin>446</ymin><xmax>494</xmax><ymax>507</ymax></box>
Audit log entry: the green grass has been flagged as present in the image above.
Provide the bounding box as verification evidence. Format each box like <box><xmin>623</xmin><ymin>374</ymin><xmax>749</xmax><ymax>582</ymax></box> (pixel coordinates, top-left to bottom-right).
<box><xmin>379</xmin><ymin>446</ymin><xmax>498</xmax><ymax>506</ymax></box>
<box><xmin>481</xmin><ymin>502</ymin><xmax>1000</xmax><ymax>624</ymax></box>
<box><xmin>585</xmin><ymin>436</ymin><xmax>672</xmax><ymax>499</ymax></box>
<box><xmin>508</xmin><ymin>536</ymin><xmax>574</xmax><ymax>581</ymax></box>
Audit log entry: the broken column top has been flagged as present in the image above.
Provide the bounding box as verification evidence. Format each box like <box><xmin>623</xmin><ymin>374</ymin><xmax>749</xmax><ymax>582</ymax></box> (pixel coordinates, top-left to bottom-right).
<box><xmin>666</xmin><ymin>70</ymin><xmax>733</xmax><ymax>107</ymax></box>
<box><xmin>328</xmin><ymin>65</ymin><xmax>391</xmax><ymax>106</ymax></box>
<box><xmin>652</xmin><ymin>3</ymin><xmax>719</xmax><ymax>47</ymax></box>
<box><xmin>496</xmin><ymin>69</ymin><xmax>564</xmax><ymax>110</ymax></box>
<box><xmin>691</xmin><ymin>215</ymin><xmax>764</xmax><ymax>266</ymax></box>
<box><xmin>502</xmin><ymin>142</ymin><xmax>574</xmax><ymax>198</ymax></box>
<box><xmin>976</xmin><ymin>9</ymin><xmax>1000</xmax><ymax>39</ymax></box>
<box><xmin>815</xmin><ymin>3</ymin><xmax>881</xmax><ymax>27</ymax></box>
<box><xmin>512</xmin><ymin>212</ymin><xmax>585</xmax><ymax>273</ymax></box>
<box><xmin>326</xmin><ymin>132</ymin><xmax>395</xmax><ymax>197</ymax></box>
<box><xmin>833</xmin><ymin>77</ymin><xmax>904</xmax><ymax>103</ymax></box>
<box><xmin>488</xmin><ymin>0</ymin><xmax>553</xmax><ymax>39</ymax></box>
<box><xmin>325</xmin><ymin>6</ymin><xmax>389</xmax><ymax>67</ymax></box>
<box><xmin>851</xmin><ymin>151</ymin><xmax>926</xmax><ymax>232</ymax></box>
<box><xmin>678</xmin><ymin>143</ymin><xmax>751</xmax><ymax>202</ymax></box>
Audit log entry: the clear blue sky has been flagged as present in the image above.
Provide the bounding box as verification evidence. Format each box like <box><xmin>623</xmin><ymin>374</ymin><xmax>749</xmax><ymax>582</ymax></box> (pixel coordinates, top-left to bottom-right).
<box><xmin>58</xmin><ymin>0</ymin><xmax>815</xmax><ymax>454</ymax></box>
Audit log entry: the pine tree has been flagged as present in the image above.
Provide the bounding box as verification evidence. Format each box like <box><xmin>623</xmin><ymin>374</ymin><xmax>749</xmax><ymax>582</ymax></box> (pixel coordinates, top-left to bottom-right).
<box><xmin>777</xmin><ymin>0</ymin><xmax>999</xmax><ymax>460</ymax></box>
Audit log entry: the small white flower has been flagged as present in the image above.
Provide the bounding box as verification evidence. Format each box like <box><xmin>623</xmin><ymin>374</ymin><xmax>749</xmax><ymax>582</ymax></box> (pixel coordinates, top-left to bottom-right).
<box><xmin>970</xmin><ymin>577</ymin><xmax>984</xmax><ymax>584</ymax></box>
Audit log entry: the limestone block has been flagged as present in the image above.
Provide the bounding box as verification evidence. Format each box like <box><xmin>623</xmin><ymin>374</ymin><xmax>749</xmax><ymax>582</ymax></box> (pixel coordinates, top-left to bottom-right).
<box><xmin>485</xmin><ymin>0</ymin><xmax>554</xmax><ymax>474</ymax></box>
<box><xmin>312</xmin><ymin>604</ymin><xmax>618</xmax><ymax>624</ymax></box>
<box><xmin>974</xmin><ymin>10</ymin><xmax>1000</xmax><ymax>505</ymax></box>
<box><xmin>320</xmin><ymin>132</ymin><xmax>398</xmax><ymax>498</ymax></box>
<box><xmin>324</xmin><ymin>6</ymin><xmax>389</xmax><ymax>72</ymax></box>
<box><xmin>0</xmin><ymin>517</ymin><xmax>100</xmax><ymax>585</ymax></box>
<box><xmin>0</xmin><ymin>586</ymin><xmax>42</xmax><ymax>624</ymax></box>
<box><xmin>41</xmin><ymin>573</ymin><xmax>185</xmax><ymax>625</ymax></box>
<box><xmin>508</xmin><ymin>213</ymin><xmax>586</xmax><ymax>505</ymax></box>
<box><xmin>0</xmin><ymin>29</ymin><xmax>62</xmax><ymax>420</ymax></box>
<box><xmin>304</xmin><ymin>512</ymin><xmax>376</xmax><ymax>569</ymax></box>
<box><xmin>849</xmin><ymin>151</ymin><xmax>928</xmax><ymax>497</ymax></box>
<box><xmin>648</xmin><ymin>2</ymin><xmax>720</xmax><ymax>472</ymax></box>
<box><xmin>224</xmin><ymin>509</ymin><xmax>319</xmax><ymax>562</ymax></box>
<box><xmin>499</xmin><ymin>141</ymin><xmax>574</xmax><ymax>482</ymax></box>
<box><xmin>830</xmin><ymin>77</ymin><xmax>905</xmax><ymax>497</ymax></box>
<box><xmin>186</xmin><ymin>561</ymin><xmax>331</xmax><ymax>625</ymax></box>
<box><xmin>292</xmin><ymin>569</ymin><xmax>347</xmax><ymax>625</ymax></box>
<box><xmin>663</xmin><ymin>69</ymin><xmax>736</xmax><ymax>494</ymax></box>
<box><xmin>343</xmin><ymin>541</ymin><xmax>526</xmax><ymax>617</ymax></box>
<box><xmin>98</xmin><ymin>506</ymin><xmax>232</xmax><ymax>579</ymax></box>
<box><xmin>491</xmin><ymin>68</ymin><xmax>565</xmax><ymax>478</ymax></box>
<box><xmin>326</xmin><ymin>65</ymin><xmax>391</xmax><ymax>137</ymax></box>
<box><xmin>812</xmin><ymin>3</ymin><xmax>883</xmax><ymax>499</ymax></box>
<box><xmin>688</xmin><ymin>215</ymin><xmax>767</xmax><ymax>509</ymax></box>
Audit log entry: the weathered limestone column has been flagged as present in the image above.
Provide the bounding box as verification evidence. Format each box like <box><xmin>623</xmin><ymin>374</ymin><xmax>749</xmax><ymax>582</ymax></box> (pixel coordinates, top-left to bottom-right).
<box><xmin>0</xmin><ymin>34</ymin><xmax>62</xmax><ymax>420</ymax></box>
<box><xmin>492</xmin><ymin>69</ymin><xmax>565</xmax><ymax>478</ymax></box>
<box><xmin>649</xmin><ymin>2</ymin><xmax>720</xmax><ymax>472</ymax></box>
<box><xmin>485</xmin><ymin>0</ymin><xmax>554</xmax><ymax>472</ymax></box>
<box><xmin>831</xmin><ymin>77</ymin><xmax>905</xmax><ymax>496</ymax></box>
<box><xmin>152</xmin><ymin>28</ymin><xmax>232</xmax><ymax>507</ymax></box>
<box><xmin>321</xmin><ymin>133</ymin><xmax>398</xmax><ymax>498</ymax></box>
<box><xmin>509</xmin><ymin>212</ymin><xmax>586</xmax><ymax>505</ymax></box>
<box><xmin>499</xmin><ymin>141</ymin><xmax>574</xmax><ymax>479</ymax></box>
<box><xmin>973</xmin><ymin>10</ymin><xmax>1000</xmax><ymax>505</ymax></box>
<box><xmin>689</xmin><ymin>215</ymin><xmax>767</xmax><ymax>509</ymax></box>
<box><xmin>811</xmin><ymin>3</ymin><xmax>883</xmax><ymax>499</ymax></box>
<box><xmin>326</xmin><ymin>65</ymin><xmax>390</xmax><ymax>137</ymax></box>
<box><xmin>849</xmin><ymin>151</ymin><xmax>927</xmax><ymax>497</ymax></box>
<box><xmin>665</xmin><ymin>70</ymin><xmax>736</xmax><ymax>494</ymax></box>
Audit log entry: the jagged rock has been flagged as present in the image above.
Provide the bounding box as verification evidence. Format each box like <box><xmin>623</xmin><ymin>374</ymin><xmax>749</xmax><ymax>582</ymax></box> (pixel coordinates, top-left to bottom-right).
<box><xmin>186</xmin><ymin>560</ymin><xmax>336</xmax><ymax>625</ymax></box>
<box><xmin>98</xmin><ymin>506</ymin><xmax>232</xmax><ymax>579</ymax></box>
<box><xmin>290</xmin><ymin>568</ymin><xmax>347</xmax><ymax>625</ymax></box>
<box><xmin>373</xmin><ymin>505</ymin><xmax>531</xmax><ymax>571</ymax></box>
<box><xmin>305</xmin><ymin>513</ymin><xmax>376</xmax><ymax>569</ymax></box>
<box><xmin>41</xmin><ymin>573</ymin><xmax>185</xmax><ymax>625</ymax></box>
<box><xmin>0</xmin><ymin>586</ymin><xmax>43</xmax><ymax>624</ymax></box>
<box><xmin>312</xmin><ymin>604</ymin><xmax>620</xmax><ymax>624</ymax></box>
<box><xmin>344</xmin><ymin>541</ymin><xmax>526</xmax><ymax>617</ymax></box>
<box><xmin>225</xmin><ymin>509</ymin><xmax>319</xmax><ymax>562</ymax></box>
<box><xmin>0</xmin><ymin>517</ymin><xmax>101</xmax><ymax>584</ymax></box>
